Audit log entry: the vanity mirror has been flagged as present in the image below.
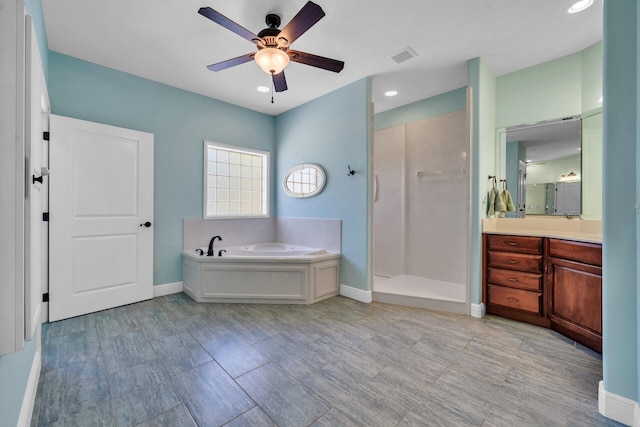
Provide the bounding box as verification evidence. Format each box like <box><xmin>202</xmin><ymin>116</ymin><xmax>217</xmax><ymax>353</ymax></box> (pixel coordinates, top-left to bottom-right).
<box><xmin>283</xmin><ymin>163</ymin><xmax>326</xmax><ymax>198</ymax></box>
<box><xmin>496</xmin><ymin>116</ymin><xmax>585</xmax><ymax>217</ymax></box>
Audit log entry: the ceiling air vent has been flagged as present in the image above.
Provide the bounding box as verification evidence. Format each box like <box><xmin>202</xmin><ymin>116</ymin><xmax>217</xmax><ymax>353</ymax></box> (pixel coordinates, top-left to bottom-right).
<box><xmin>387</xmin><ymin>47</ymin><xmax>417</xmax><ymax>65</ymax></box>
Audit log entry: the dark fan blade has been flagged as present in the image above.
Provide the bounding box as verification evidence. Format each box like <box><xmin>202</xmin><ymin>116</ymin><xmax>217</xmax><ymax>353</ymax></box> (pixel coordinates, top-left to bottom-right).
<box><xmin>277</xmin><ymin>1</ymin><xmax>325</xmax><ymax>45</ymax></box>
<box><xmin>198</xmin><ymin>7</ymin><xmax>259</xmax><ymax>43</ymax></box>
<box><xmin>207</xmin><ymin>53</ymin><xmax>255</xmax><ymax>71</ymax></box>
<box><xmin>288</xmin><ymin>50</ymin><xmax>344</xmax><ymax>73</ymax></box>
<box><xmin>273</xmin><ymin>71</ymin><xmax>288</xmax><ymax>92</ymax></box>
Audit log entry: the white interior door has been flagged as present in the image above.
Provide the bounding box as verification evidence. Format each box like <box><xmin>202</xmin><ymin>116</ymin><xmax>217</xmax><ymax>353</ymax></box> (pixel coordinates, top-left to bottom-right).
<box><xmin>24</xmin><ymin>15</ymin><xmax>49</xmax><ymax>337</ymax></box>
<box><xmin>49</xmin><ymin>115</ymin><xmax>154</xmax><ymax>321</ymax></box>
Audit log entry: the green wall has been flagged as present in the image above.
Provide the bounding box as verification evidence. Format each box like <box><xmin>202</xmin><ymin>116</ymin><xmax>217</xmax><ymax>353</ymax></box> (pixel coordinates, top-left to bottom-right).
<box><xmin>496</xmin><ymin>42</ymin><xmax>602</xmax><ymax>129</ymax></box>
<box><xmin>469</xmin><ymin>57</ymin><xmax>497</xmax><ymax>307</ymax></box>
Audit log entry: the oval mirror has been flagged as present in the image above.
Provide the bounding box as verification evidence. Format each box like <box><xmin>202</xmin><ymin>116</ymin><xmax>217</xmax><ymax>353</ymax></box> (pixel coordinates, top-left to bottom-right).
<box><xmin>283</xmin><ymin>164</ymin><xmax>326</xmax><ymax>198</ymax></box>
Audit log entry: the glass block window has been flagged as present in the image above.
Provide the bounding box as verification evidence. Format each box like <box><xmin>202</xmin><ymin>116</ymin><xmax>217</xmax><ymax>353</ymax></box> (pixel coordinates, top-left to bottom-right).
<box><xmin>203</xmin><ymin>141</ymin><xmax>269</xmax><ymax>218</ymax></box>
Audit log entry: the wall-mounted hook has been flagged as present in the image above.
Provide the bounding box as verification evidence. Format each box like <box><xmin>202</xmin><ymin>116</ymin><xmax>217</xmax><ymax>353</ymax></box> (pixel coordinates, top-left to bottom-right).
<box><xmin>347</xmin><ymin>165</ymin><xmax>355</xmax><ymax>176</ymax></box>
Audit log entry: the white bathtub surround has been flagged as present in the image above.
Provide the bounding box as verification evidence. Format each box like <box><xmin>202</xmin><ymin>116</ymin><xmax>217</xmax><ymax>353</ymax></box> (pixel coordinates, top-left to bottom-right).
<box><xmin>275</xmin><ymin>217</ymin><xmax>341</xmax><ymax>253</ymax></box>
<box><xmin>183</xmin><ymin>218</ymin><xmax>276</xmax><ymax>250</ymax></box>
<box><xmin>182</xmin><ymin>248</ymin><xmax>340</xmax><ymax>304</ymax></box>
<box><xmin>183</xmin><ymin>217</ymin><xmax>341</xmax><ymax>252</ymax></box>
<box><xmin>183</xmin><ymin>217</ymin><xmax>344</xmax><ymax>304</ymax></box>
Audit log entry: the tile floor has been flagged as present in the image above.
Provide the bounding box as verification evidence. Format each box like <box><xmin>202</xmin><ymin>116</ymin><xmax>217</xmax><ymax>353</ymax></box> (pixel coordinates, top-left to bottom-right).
<box><xmin>30</xmin><ymin>294</ymin><xmax>622</xmax><ymax>426</ymax></box>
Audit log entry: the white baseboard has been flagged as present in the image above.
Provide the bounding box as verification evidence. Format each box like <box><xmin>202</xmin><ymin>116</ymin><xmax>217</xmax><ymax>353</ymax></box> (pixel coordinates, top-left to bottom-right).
<box><xmin>599</xmin><ymin>380</ymin><xmax>639</xmax><ymax>426</ymax></box>
<box><xmin>470</xmin><ymin>302</ymin><xmax>485</xmax><ymax>318</ymax></box>
<box><xmin>340</xmin><ymin>284</ymin><xmax>372</xmax><ymax>303</ymax></box>
<box><xmin>17</xmin><ymin>349</ymin><xmax>41</xmax><ymax>427</ymax></box>
<box><xmin>154</xmin><ymin>281</ymin><xmax>184</xmax><ymax>297</ymax></box>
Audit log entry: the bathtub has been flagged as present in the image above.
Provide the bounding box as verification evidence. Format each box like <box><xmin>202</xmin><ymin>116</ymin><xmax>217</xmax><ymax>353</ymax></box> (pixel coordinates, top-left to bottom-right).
<box><xmin>182</xmin><ymin>243</ymin><xmax>341</xmax><ymax>304</ymax></box>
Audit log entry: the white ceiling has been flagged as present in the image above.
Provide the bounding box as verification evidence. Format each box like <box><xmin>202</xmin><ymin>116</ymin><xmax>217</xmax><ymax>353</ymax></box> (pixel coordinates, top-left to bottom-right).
<box><xmin>43</xmin><ymin>0</ymin><xmax>602</xmax><ymax>116</ymax></box>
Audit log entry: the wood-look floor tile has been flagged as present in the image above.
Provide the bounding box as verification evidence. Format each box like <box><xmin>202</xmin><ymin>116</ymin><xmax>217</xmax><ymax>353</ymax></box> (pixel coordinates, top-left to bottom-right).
<box><xmin>172</xmin><ymin>361</ymin><xmax>254</xmax><ymax>427</ymax></box>
<box><xmin>100</xmin><ymin>330</ymin><xmax>156</xmax><ymax>373</ymax></box>
<box><xmin>135</xmin><ymin>404</ymin><xmax>197</xmax><ymax>427</ymax></box>
<box><xmin>32</xmin><ymin>294</ymin><xmax>623</xmax><ymax>427</ymax></box>
<box><xmin>200</xmin><ymin>331</ymin><xmax>268</xmax><ymax>378</ymax></box>
<box><xmin>150</xmin><ymin>332</ymin><xmax>212</xmax><ymax>376</ymax></box>
<box><xmin>223</xmin><ymin>407</ymin><xmax>277</xmax><ymax>427</ymax></box>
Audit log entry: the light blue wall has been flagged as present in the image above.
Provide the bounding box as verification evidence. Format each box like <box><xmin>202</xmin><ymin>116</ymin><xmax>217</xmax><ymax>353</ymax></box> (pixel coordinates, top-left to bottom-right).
<box><xmin>0</xmin><ymin>339</ymin><xmax>36</xmax><ymax>427</ymax></box>
<box><xmin>0</xmin><ymin>2</ymin><xmax>47</xmax><ymax>425</ymax></box>
<box><xmin>276</xmin><ymin>79</ymin><xmax>371</xmax><ymax>290</ymax></box>
<box><xmin>375</xmin><ymin>87</ymin><xmax>466</xmax><ymax>131</ymax></box>
<box><xmin>49</xmin><ymin>52</ymin><xmax>276</xmax><ymax>286</ymax></box>
<box><xmin>602</xmin><ymin>0</ymin><xmax>639</xmax><ymax>402</ymax></box>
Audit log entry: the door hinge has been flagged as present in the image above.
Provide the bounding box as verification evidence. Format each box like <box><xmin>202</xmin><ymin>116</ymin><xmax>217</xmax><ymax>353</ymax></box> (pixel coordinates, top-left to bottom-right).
<box><xmin>43</xmin><ymin>212</ymin><xmax>49</xmax><ymax>222</ymax></box>
<box><xmin>43</xmin><ymin>131</ymin><xmax>50</xmax><ymax>141</ymax></box>
<box><xmin>42</xmin><ymin>293</ymin><xmax>49</xmax><ymax>302</ymax></box>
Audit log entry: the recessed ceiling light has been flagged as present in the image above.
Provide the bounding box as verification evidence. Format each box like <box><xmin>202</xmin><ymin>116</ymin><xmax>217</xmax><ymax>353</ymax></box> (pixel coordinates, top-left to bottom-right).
<box><xmin>385</xmin><ymin>90</ymin><xmax>398</xmax><ymax>97</ymax></box>
<box><xmin>257</xmin><ymin>86</ymin><xmax>270</xmax><ymax>93</ymax></box>
<box><xmin>568</xmin><ymin>0</ymin><xmax>594</xmax><ymax>14</ymax></box>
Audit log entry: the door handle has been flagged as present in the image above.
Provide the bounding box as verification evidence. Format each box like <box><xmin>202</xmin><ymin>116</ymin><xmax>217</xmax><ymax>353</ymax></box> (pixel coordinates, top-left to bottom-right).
<box><xmin>140</xmin><ymin>221</ymin><xmax>152</xmax><ymax>228</ymax></box>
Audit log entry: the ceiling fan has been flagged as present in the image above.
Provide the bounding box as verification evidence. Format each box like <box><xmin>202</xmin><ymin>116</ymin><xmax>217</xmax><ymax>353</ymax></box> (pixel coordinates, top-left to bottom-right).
<box><xmin>198</xmin><ymin>1</ymin><xmax>345</xmax><ymax>93</ymax></box>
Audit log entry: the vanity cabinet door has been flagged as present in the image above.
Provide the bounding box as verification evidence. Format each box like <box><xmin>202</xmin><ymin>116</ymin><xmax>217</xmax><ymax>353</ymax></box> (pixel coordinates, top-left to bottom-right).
<box><xmin>547</xmin><ymin>239</ymin><xmax>602</xmax><ymax>353</ymax></box>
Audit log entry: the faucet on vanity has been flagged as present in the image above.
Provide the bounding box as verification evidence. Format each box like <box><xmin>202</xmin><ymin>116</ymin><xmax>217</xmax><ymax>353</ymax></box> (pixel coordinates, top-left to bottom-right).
<box><xmin>207</xmin><ymin>235</ymin><xmax>222</xmax><ymax>256</ymax></box>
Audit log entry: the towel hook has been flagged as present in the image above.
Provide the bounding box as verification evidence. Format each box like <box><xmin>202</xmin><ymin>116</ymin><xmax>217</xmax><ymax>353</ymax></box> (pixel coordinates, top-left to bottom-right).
<box><xmin>347</xmin><ymin>165</ymin><xmax>355</xmax><ymax>176</ymax></box>
<box><xmin>500</xmin><ymin>179</ymin><xmax>507</xmax><ymax>191</ymax></box>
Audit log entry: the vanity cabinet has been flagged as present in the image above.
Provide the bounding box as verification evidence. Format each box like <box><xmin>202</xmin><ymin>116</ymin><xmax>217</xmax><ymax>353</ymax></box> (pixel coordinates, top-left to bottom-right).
<box><xmin>484</xmin><ymin>235</ymin><xmax>549</xmax><ymax>327</ymax></box>
<box><xmin>547</xmin><ymin>239</ymin><xmax>602</xmax><ymax>353</ymax></box>
<box><xmin>483</xmin><ymin>233</ymin><xmax>602</xmax><ymax>352</ymax></box>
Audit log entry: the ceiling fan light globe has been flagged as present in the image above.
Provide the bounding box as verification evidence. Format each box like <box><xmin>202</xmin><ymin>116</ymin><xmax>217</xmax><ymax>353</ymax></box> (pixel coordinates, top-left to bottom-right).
<box><xmin>255</xmin><ymin>48</ymin><xmax>289</xmax><ymax>75</ymax></box>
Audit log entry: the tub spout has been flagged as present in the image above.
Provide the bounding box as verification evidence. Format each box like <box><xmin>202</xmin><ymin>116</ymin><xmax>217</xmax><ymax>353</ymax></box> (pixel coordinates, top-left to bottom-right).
<box><xmin>207</xmin><ymin>235</ymin><xmax>222</xmax><ymax>256</ymax></box>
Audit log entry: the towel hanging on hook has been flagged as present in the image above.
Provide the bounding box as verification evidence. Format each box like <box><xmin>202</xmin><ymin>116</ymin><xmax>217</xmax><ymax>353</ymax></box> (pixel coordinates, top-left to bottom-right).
<box><xmin>500</xmin><ymin>179</ymin><xmax>516</xmax><ymax>213</ymax></box>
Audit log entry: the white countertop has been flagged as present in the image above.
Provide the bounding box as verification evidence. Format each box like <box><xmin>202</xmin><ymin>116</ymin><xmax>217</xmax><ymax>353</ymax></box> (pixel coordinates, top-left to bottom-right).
<box><xmin>482</xmin><ymin>217</ymin><xmax>602</xmax><ymax>244</ymax></box>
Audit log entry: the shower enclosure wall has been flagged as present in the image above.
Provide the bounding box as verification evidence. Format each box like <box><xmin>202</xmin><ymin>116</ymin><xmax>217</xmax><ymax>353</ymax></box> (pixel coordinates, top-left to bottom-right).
<box><xmin>373</xmin><ymin>109</ymin><xmax>470</xmax><ymax>314</ymax></box>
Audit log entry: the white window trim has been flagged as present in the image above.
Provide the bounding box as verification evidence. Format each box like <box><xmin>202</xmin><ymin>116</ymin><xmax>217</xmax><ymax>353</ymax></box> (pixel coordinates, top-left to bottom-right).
<box><xmin>203</xmin><ymin>140</ymin><xmax>270</xmax><ymax>219</ymax></box>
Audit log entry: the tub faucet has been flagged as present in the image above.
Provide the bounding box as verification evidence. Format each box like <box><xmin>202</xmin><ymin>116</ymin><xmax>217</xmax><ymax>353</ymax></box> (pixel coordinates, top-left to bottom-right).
<box><xmin>207</xmin><ymin>235</ymin><xmax>222</xmax><ymax>256</ymax></box>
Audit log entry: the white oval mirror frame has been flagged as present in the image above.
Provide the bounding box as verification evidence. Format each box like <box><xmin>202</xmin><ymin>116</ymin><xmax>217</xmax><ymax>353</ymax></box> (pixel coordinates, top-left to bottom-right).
<box><xmin>283</xmin><ymin>164</ymin><xmax>326</xmax><ymax>198</ymax></box>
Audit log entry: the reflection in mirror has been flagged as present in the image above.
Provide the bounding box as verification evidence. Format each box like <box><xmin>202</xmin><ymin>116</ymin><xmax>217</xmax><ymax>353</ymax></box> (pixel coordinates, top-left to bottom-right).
<box><xmin>283</xmin><ymin>164</ymin><xmax>326</xmax><ymax>198</ymax></box>
<box><xmin>505</xmin><ymin>117</ymin><xmax>582</xmax><ymax>217</ymax></box>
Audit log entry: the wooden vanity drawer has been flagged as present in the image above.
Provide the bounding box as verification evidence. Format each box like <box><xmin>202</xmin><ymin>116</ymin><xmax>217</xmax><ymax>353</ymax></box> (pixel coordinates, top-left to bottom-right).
<box><xmin>548</xmin><ymin>239</ymin><xmax>602</xmax><ymax>267</ymax></box>
<box><xmin>487</xmin><ymin>267</ymin><xmax>543</xmax><ymax>292</ymax></box>
<box><xmin>487</xmin><ymin>251</ymin><xmax>543</xmax><ymax>273</ymax></box>
<box><xmin>487</xmin><ymin>285</ymin><xmax>542</xmax><ymax>315</ymax></box>
<box><xmin>486</xmin><ymin>235</ymin><xmax>543</xmax><ymax>254</ymax></box>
